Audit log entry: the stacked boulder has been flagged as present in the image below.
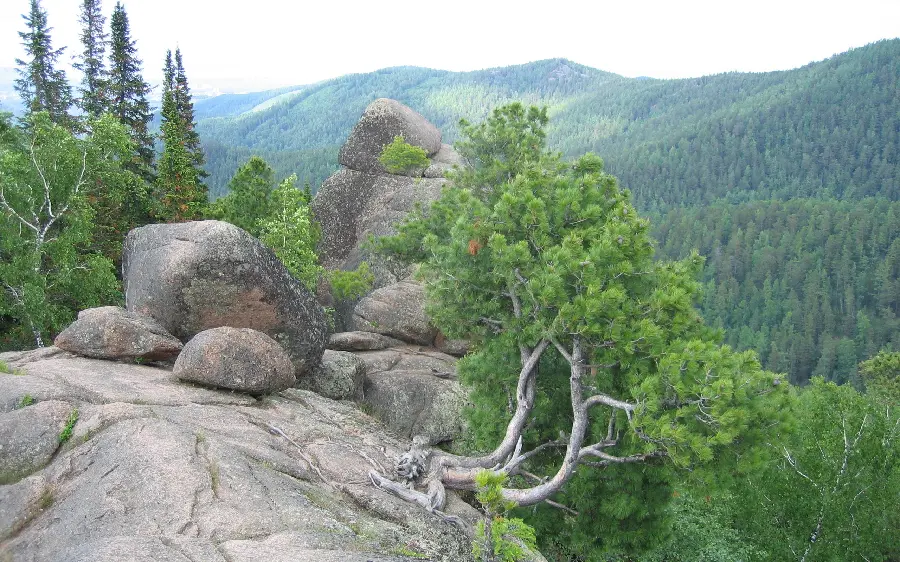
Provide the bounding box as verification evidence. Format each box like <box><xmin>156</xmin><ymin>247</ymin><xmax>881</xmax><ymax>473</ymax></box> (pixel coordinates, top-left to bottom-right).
<box><xmin>54</xmin><ymin>220</ymin><xmax>327</xmax><ymax>397</ymax></box>
<box><xmin>312</xmin><ymin>98</ymin><xmax>464</xmax><ymax>290</ymax></box>
<box><xmin>51</xmin><ymin>99</ymin><xmax>470</xmax><ymax>446</ymax></box>
<box><xmin>312</xmin><ymin>100</ymin><xmax>471</xmax><ymax>445</ymax></box>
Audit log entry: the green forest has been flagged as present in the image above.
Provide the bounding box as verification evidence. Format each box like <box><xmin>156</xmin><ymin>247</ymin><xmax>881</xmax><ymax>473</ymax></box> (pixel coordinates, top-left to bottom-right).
<box><xmin>194</xmin><ymin>39</ymin><xmax>900</xmax><ymax>386</ymax></box>
<box><xmin>0</xmin><ymin>0</ymin><xmax>898</xmax><ymax>560</ymax></box>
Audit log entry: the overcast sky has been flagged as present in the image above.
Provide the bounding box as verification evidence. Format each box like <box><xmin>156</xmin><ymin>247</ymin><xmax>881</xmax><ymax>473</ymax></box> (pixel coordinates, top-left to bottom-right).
<box><xmin>1</xmin><ymin>0</ymin><xmax>898</xmax><ymax>92</ymax></box>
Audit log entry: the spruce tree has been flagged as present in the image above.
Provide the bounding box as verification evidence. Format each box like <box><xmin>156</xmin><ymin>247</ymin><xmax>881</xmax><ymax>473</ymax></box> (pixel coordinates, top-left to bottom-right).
<box><xmin>14</xmin><ymin>0</ymin><xmax>74</xmax><ymax>129</ymax></box>
<box><xmin>173</xmin><ymin>48</ymin><xmax>208</xmax><ymax>182</ymax></box>
<box><xmin>156</xmin><ymin>50</ymin><xmax>206</xmax><ymax>222</ymax></box>
<box><xmin>108</xmin><ymin>1</ymin><xmax>154</xmax><ymax>179</ymax></box>
<box><xmin>75</xmin><ymin>0</ymin><xmax>108</xmax><ymax>118</ymax></box>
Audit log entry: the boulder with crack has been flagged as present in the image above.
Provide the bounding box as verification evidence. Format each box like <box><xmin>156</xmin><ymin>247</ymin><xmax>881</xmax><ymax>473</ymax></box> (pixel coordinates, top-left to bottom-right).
<box><xmin>122</xmin><ymin>220</ymin><xmax>327</xmax><ymax>377</ymax></box>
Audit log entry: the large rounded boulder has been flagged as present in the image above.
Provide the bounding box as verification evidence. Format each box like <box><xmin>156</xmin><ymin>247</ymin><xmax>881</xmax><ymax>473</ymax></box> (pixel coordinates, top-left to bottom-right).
<box><xmin>338</xmin><ymin>98</ymin><xmax>442</xmax><ymax>175</ymax></box>
<box><xmin>122</xmin><ymin>221</ymin><xmax>326</xmax><ymax>376</ymax></box>
<box><xmin>173</xmin><ymin>327</ymin><xmax>295</xmax><ymax>395</ymax></box>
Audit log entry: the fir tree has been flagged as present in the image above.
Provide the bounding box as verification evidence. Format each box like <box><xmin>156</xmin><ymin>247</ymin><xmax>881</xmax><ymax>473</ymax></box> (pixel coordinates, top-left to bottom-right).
<box><xmin>173</xmin><ymin>48</ymin><xmax>207</xmax><ymax>182</ymax></box>
<box><xmin>156</xmin><ymin>50</ymin><xmax>207</xmax><ymax>222</ymax></box>
<box><xmin>14</xmin><ymin>0</ymin><xmax>74</xmax><ymax>129</ymax></box>
<box><xmin>75</xmin><ymin>0</ymin><xmax>108</xmax><ymax>118</ymax></box>
<box><xmin>108</xmin><ymin>1</ymin><xmax>154</xmax><ymax>179</ymax></box>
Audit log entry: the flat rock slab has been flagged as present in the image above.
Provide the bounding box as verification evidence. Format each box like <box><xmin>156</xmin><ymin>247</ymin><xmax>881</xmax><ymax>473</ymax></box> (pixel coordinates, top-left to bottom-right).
<box><xmin>327</xmin><ymin>331</ymin><xmax>405</xmax><ymax>352</ymax></box>
<box><xmin>174</xmin><ymin>327</ymin><xmax>295</xmax><ymax>396</ymax></box>
<box><xmin>354</xmin><ymin>346</ymin><xmax>457</xmax><ymax>378</ymax></box>
<box><xmin>54</xmin><ymin>306</ymin><xmax>183</xmax><ymax>362</ymax></box>
<box><xmin>0</xmin><ymin>352</ymin><xmax>473</xmax><ymax>562</ymax></box>
<box><xmin>0</xmin><ymin>349</ymin><xmax>257</xmax><ymax>413</ymax></box>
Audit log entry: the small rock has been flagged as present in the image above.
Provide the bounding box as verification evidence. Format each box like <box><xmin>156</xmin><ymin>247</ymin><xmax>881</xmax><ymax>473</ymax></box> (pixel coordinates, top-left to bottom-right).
<box><xmin>351</xmin><ymin>281</ymin><xmax>436</xmax><ymax>345</ymax></box>
<box><xmin>327</xmin><ymin>331</ymin><xmax>405</xmax><ymax>352</ymax></box>
<box><xmin>174</xmin><ymin>327</ymin><xmax>294</xmax><ymax>395</ymax></box>
<box><xmin>433</xmin><ymin>332</ymin><xmax>471</xmax><ymax>357</ymax></box>
<box><xmin>298</xmin><ymin>350</ymin><xmax>366</xmax><ymax>401</ymax></box>
<box><xmin>54</xmin><ymin>306</ymin><xmax>183</xmax><ymax>362</ymax></box>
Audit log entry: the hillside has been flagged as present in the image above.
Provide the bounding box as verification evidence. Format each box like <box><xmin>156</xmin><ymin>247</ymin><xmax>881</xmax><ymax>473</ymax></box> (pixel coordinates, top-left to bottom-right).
<box><xmin>198</xmin><ymin>40</ymin><xmax>899</xmax><ymax>206</ymax></box>
<box><xmin>195</xmin><ymin>40</ymin><xmax>900</xmax><ymax>386</ymax></box>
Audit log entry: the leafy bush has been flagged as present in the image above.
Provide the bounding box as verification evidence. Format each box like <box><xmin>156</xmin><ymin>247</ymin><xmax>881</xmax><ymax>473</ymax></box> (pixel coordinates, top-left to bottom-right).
<box><xmin>379</xmin><ymin>135</ymin><xmax>429</xmax><ymax>175</ymax></box>
<box><xmin>329</xmin><ymin>262</ymin><xmax>375</xmax><ymax>301</ymax></box>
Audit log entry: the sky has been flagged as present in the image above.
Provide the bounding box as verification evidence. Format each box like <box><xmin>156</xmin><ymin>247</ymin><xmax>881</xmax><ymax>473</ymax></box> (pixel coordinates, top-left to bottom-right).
<box><xmin>1</xmin><ymin>0</ymin><xmax>899</xmax><ymax>94</ymax></box>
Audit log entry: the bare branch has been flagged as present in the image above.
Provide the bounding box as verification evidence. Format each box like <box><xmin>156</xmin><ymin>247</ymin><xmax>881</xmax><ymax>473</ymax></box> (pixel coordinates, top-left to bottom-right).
<box><xmin>584</xmin><ymin>393</ymin><xmax>636</xmax><ymax>415</ymax></box>
<box><xmin>501</xmin><ymin>336</ymin><xmax>592</xmax><ymax>506</ymax></box>
<box><xmin>503</xmin><ymin>437</ymin><xmax>567</xmax><ymax>474</ymax></box>
<box><xmin>441</xmin><ymin>338</ymin><xmax>550</xmax><ymax>469</ymax></box>
<box><xmin>544</xmin><ymin>499</ymin><xmax>579</xmax><ymax>516</ymax></box>
<box><xmin>579</xmin><ymin>449</ymin><xmax>666</xmax><ymax>467</ymax></box>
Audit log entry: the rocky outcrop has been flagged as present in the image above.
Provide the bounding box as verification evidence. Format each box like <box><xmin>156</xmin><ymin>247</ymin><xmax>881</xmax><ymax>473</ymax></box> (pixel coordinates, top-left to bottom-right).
<box><xmin>351</xmin><ymin>281</ymin><xmax>436</xmax><ymax>346</ymax></box>
<box><xmin>313</xmin><ymin>101</ymin><xmax>462</xmax><ymax>292</ymax></box>
<box><xmin>0</xmin><ymin>348</ymin><xmax>477</xmax><ymax>561</ymax></box>
<box><xmin>313</xmin><ymin>170</ymin><xmax>445</xmax><ymax>280</ymax></box>
<box><xmin>174</xmin><ymin>327</ymin><xmax>295</xmax><ymax>395</ymax></box>
<box><xmin>351</xmin><ymin>344</ymin><xmax>465</xmax><ymax>445</ymax></box>
<box><xmin>339</xmin><ymin>98</ymin><xmax>442</xmax><ymax>175</ymax></box>
<box><xmin>53</xmin><ymin>306</ymin><xmax>182</xmax><ymax>362</ymax></box>
<box><xmin>122</xmin><ymin>220</ymin><xmax>327</xmax><ymax>377</ymax></box>
<box><xmin>297</xmin><ymin>350</ymin><xmax>366</xmax><ymax>401</ymax></box>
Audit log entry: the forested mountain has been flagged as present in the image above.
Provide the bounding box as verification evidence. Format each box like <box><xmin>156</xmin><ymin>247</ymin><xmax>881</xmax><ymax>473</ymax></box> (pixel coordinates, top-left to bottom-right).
<box><xmin>654</xmin><ymin>199</ymin><xmax>900</xmax><ymax>385</ymax></box>
<box><xmin>197</xmin><ymin>40</ymin><xmax>899</xmax><ymax>206</ymax></box>
<box><xmin>196</xmin><ymin>39</ymin><xmax>900</xmax><ymax>386</ymax></box>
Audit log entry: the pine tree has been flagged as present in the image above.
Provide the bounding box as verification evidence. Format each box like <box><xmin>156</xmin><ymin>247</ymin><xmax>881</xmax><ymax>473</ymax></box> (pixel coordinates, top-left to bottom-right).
<box><xmin>75</xmin><ymin>0</ymin><xmax>108</xmax><ymax>118</ymax></box>
<box><xmin>108</xmin><ymin>1</ymin><xmax>154</xmax><ymax>180</ymax></box>
<box><xmin>156</xmin><ymin>50</ymin><xmax>206</xmax><ymax>222</ymax></box>
<box><xmin>14</xmin><ymin>0</ymin><xmax>74</xmax><ymax>129</ymax></box>
<box><xmin>173</xmin><ymin>48</ymin><xmax>207</xmax><ymax>182</ymax></box>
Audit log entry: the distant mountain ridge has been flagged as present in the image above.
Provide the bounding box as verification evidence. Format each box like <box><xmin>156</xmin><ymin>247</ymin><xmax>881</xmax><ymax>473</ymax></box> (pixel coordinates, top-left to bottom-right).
<box><xmin>196</xmin><ymin>41</ymin><xmax>899</xmax><ymax>207</ymax></box>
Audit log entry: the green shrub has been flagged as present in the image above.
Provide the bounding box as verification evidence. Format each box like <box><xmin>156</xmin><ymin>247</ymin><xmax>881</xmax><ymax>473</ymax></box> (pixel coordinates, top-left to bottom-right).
<box><xmin>58</xmin><ymin>409</ymin><xmax>79</xmax><ymax>444</ymax></box>
<box><xmin>329</xmin><ymin>262</ymin><xmax>375</xmax><ymax>301</ymax></box>
<box><xmin>473</xmin><ymin>470</ymin><xmax>538</xmax><ymax>562</ymax></box>
<box><xmin>379</xmin><ymin>135</ymin><xmax>429</xmax><ymax>175</ymax></box>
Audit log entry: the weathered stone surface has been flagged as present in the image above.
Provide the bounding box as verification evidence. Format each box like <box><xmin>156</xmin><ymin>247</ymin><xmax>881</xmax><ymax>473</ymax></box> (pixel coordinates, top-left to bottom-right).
<box><xmin>424</xmin><ymin>144</ymin><xmax>465</xmax><ymax>178</ymax></box>
<box><xmin>53</xmin><ymin>306</ymin><xmax>183</xmax><ymax>362</ymax></box>
<box><xmin>0</xmin><ymin>474</ymin><xmax>48</xmax><ymax>541</ymax></box>
<box><xmin>0</xmin><ymin>349</ymin><xmax>256</xmax><ymax>414</ymax></box>
<box><xmin>352</xmin><ymin>281</ymin><xmax>436</xmax><ymax>346</ymax></box>
<box><xmin>297</xmin><ymin>350</ymin><xmax>366</xmax><ymax>400</ymax></box>
<box><xmin>313</xmin><ymin>170</ymin><xmax>445</xmax><ymax>280</ymax></box>
<box><xmin>0</xmin><ymin>351</ymin><xmax>476</xmax><ymax>562</ymax></box>
<box><xmin>0</xmin><ymin>400</ymin><xmax>74</xmax><ymax>484</ymax></box>
<box><xmin>363</xmin><ymin>370</ymin><xmax>467</xmax><ymax>445</ymax></box>
<box><xmin>434</xmin><ymin>332</ymin><xmax>471</xmax><ymax>358</ymax></box>
<box><xmin>174</xmin><ymin>327</ymin><xmax>294</xmax><ymax>395</ymax></box>
<box><xmin>122</xmin><ymin>220</ymin><xmax>327</xmax><ymax>376</ymax></box>
<box><xmin>354</xmin><ymin>346</ymin><xmax>457</xmax><ymax>378</ymax></box>
<box><xmin>339</xmin><ymin>98</ymin><xmax>441</xmax><ymax>175</ymax></box>
<box><xmin>327</xmin><ymin>331</ymin><xmax>405</xmax><ymax>352</ymax></box>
